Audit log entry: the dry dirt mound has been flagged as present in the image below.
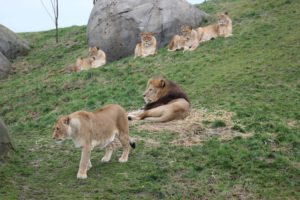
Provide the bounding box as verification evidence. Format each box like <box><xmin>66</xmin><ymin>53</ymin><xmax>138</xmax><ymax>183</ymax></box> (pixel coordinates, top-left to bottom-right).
<box><xmin>129</xmin><ymin>109</ymin><xmax>254</xmax><ymax>147</ymax></box>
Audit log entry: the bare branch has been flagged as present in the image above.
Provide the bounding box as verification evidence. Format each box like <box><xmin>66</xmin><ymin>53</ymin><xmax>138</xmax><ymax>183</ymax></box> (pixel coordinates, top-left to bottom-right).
<box><xmin>40</xmin><ymin>0</ymin><xmax>55</xmax><ymax>23</ymax></box>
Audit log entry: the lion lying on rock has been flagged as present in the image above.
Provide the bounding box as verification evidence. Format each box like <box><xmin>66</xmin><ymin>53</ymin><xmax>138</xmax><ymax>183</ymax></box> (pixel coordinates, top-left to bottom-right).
<box><xmin>52</xmin><ymin>104</ymin><xmax>135</xmax><ymax>179</ymax></box>
<box><xmin>128</xmin><ymin>77</ymin><xmax>190</xmax><ymax>122</ymax></box>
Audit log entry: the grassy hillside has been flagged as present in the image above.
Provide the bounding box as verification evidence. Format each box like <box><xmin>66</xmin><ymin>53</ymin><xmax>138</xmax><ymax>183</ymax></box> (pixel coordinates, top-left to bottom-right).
<box><xmin>1</xmin><ymin>0</ymin><xmax>299</xmax><ymax>199</ymax></box>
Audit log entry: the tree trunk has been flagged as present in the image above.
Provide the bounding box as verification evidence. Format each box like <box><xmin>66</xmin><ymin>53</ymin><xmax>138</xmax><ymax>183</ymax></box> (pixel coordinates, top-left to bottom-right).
<box><xmin>55</xmin><ymin>0</ymin><xmax>58</xmax><ymax>43</ymax></box>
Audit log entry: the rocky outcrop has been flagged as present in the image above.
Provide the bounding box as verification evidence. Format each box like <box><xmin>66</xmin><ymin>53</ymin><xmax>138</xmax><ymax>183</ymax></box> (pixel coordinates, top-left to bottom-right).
<box><xmin>0</xmin><ymin>118</ymin><xmax>14</xmax><ymax>156</ymax></box>
<box><xmin>87</xmin><ymin>0</ymin><xmax>208</xmax><ymax>62</ymax></box>
<box><xmin>0</xmin><ymin>52</ymin><xmax>11</xmax><ymax>80</ymax></box>
<box><xmin>0</xmin><ymin>24</ymin><xmax>30</xmax><ymax>59</ymax></box>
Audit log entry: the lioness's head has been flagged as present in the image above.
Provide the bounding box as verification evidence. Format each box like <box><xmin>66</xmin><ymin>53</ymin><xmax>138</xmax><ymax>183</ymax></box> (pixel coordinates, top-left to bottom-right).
<box><xmin>143</xmin><ymin>78</ymin><xmax>168</xmax><ymax>104</ymax></box>
<box><xmin>140</xmin><ymin>32</ymin><xmax>155</xmax><ymax>47</ymax></box>
<box><xmin>218</xmin><ymin>12</ymin><xmax>229</xmax><ymax>25</ymax></box>
<box><xmin>52</xmin><ymin>115</ymin><xmax>70</xmax><ymax>144</ymax></box>
<box><xmin>89</xmin><ymin>46</ymin><xmax>100</xmax><ymax>58</ymax></box>
<box><xmin>181</xmin><ymin>26</ymin><xmax>193</xmax><ymax>41</ymax></box>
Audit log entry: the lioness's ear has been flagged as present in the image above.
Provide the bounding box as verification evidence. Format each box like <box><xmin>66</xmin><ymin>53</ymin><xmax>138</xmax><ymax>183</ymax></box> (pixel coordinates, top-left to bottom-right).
<box><xmin>149</xmin><ymin>32</ymin><xmax>154</xmax><ymax>36</ymax></box>
<box><xmin>160</xmin><ymin>79</ymin><xmax>166</xmax><ymax>88</ymax></box>
<box><xmin>64</xmin><ymin>116</ymin><xmax>70</xmax><ymax>125</ymax></box>
<box><xmin>224</xmin><ymin>11</ymin><xmax>228</xmax><ymax>15</ymax></box>
<box><xmin>56</xmin><ymin>115</ymin><xmax>64</xmax><ymax>122</ymax></box>
<box><xmin>188</xmin><ymin>26</ymin><xmax>192</xmax><ymax>30</ymax></box>
<box><xmin>96</xmin><ymin>46</ymin><xmax>100</xmax><ymax>50</ymax></box>
<box><xmin>140</xmin><ymin>32</ymin><xmax>145</xmax><ymax>36</ymax></box>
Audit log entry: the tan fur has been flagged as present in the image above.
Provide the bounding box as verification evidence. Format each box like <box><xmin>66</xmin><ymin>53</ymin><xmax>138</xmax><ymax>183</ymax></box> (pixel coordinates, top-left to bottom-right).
<box><xmin>197</xmin><ymin>12</ymin><xmax>233</xmax><ymax>42</ymax></box>
<box><xmin>180</xmin><ymin>26</ymin><xmax>201</xmax><ymax>52</ymax></box>
<box><xmin>134</xmin><ymin>32</ymin><xmax>157</xmax><ymax>58</ymax></box>
<box><xmin>52</xmin><ymin>104</ymin><xmax>134</xmax><ymax>179</ymax></box>
<box><xmin>168</xmin><ymin>35</ymin><xmax>185</xmax><ymax>51</ymax></box>
<box><xmin>128</xmin><ymin>78</ymin><xmax>190</xmax><ymax>122</ymax></box>
<box><xmin>73</xmin><ymin>46</ymin><xmax>106</xmax><ymax>72</ymax></box>
<box><xmin>217</xmin><ymin>12</ymin><xmax>232</xmax><ymax>37</ymax></box>
<box><xmin>196</xmin><ymin>24</ymin><xmax>219</xmax><ymax>42</ymax></box>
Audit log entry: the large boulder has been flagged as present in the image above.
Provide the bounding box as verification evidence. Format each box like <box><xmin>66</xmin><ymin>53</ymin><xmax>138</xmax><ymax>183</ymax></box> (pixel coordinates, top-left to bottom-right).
<box><xmin>87</xmin><ymin>0</ymin><xmax>208</xmax><ymax>62</ymax></box>
<box><xmin>0</xmin><ymin>52</ymin><xmax>11</xmax><ymax>80</ymax></box>
<box><xmin>0</xmin><ymin>24</ymin><xmax>30</xmax><ymax>59</ymax></box>
<box><xmin>0</xmin><ymin>118</ymin><xmax>14</xmax><ymax>156</ymax></box>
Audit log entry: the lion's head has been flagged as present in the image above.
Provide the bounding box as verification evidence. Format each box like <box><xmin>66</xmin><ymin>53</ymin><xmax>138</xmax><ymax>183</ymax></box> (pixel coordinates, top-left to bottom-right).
<box><xmin>143</xmin><ymin>78</ymin><xmax>169</xmax><ymax>104</ymax></box>
<box><xmin>89</xmin><ymin>46</ymin><xmax>100</xmax><ymax>58</ymax></box>
<box><xmin>218</xmin><ymin>12</ymin><xmax>230</xmax><ymax>25</ymax></box>
<box><xmin>52</xmin><ymin>115</ymin><xmax>70</xmax><ymax>143</ymax></box>
<box><xmin>140</xmin><ymin>32</ymin><xmax>155</xmax><ymax>47</ymax></box>
<box><xmin>181</xmin><ymin>26</ymin><xmax>193</xmax><ymax>41</ymax></box>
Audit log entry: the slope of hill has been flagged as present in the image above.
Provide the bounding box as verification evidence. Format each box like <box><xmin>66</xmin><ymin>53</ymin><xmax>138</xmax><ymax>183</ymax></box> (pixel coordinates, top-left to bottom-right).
<box><xmin>0</xmin><ymin>0</ymin><xmax>299</xmax><ymax>199</ymax></box>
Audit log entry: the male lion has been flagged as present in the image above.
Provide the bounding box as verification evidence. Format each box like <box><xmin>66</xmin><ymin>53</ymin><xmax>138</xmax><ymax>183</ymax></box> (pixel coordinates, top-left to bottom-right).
<box><xmin>74</xmin><ymin>46</ymin><xmax>106</xmax><ymax>72</ymax></box>
<box><xmin>52</xmin><ymin>104</ymin><xmax>135</xmax><ymax>179</ymax></box>
<box><xmin>196</xmin><ymin>11</ymin><xmax>232</xmax><ymax>42</ymax></box>
<box><xmin>128</xmin><ymin>78</ymin><xmax>190</xmax><ymax>122</ymax></box>
<box><xmin>134</xmin><ymin>32</ymin><xmax>157</xmax><ymax>58</ymax></box>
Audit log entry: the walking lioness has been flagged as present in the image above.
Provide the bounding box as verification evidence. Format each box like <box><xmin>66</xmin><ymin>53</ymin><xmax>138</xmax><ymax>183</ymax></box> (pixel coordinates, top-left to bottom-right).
<box><xmin>52</xmin><ymin>104</ymin><xmax>135</xmax><ymax>179</ymax></box>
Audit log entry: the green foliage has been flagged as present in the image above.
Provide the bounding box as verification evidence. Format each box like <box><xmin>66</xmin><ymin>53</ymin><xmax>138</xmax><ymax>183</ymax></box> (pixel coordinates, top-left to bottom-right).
<box><xmin>211</xmin><ymin>120</ymin><xmax>226</xmax><ymax>128</ymax></box>
<box><xmin>0</xmin><ymin>0</ymin><xmax>300</xmax><ymax>199</ymax></box>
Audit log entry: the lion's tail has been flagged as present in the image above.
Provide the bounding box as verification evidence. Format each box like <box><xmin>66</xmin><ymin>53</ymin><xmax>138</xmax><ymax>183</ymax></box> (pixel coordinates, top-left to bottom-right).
<box><xmin>129</xmin><ymin>138</ymin><xmax>136</xmax><ymax>149</ymax></box>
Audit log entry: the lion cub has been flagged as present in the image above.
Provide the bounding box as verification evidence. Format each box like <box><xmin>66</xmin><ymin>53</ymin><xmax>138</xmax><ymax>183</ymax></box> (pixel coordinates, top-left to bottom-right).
<box><xmin>52</xmin><ymin>104</ymin><xmax>135</xmax><ymax>179</ymax></box>
<box><xmin>74</xmin><ymin>46</ymin><xmax>106</xmax><ymax>72</ymax></box>
<box><xmin>134</xmin><ymin>32</ymin><xmax>157</xmax><ymax>58</ymax></box>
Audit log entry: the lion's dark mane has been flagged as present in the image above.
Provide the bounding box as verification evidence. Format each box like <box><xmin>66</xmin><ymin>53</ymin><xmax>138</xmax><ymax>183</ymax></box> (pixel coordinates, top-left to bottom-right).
<box><xmin>143</xmin><ymin>80</ymin><xmax>190</xmax><ymax>110</ymax></box>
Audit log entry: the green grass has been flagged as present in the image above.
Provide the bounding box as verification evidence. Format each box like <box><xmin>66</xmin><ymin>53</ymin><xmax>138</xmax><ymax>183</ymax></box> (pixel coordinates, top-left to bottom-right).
<box><xmin>1</xmin><ymin>0</ymin><xmax>300</xmax><ymax>199</ymax></box>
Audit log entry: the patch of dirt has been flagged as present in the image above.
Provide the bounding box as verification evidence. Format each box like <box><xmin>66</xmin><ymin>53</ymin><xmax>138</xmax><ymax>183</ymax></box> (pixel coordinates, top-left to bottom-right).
<box><xmin>130</xmin><ymin>109</ymin><xmax>254</xmax><ymax>147</ymax></box>
<box><xmin>132</xmin><ymin>136</ymin><xmax>160</xmax><ymax>147</ymax></box>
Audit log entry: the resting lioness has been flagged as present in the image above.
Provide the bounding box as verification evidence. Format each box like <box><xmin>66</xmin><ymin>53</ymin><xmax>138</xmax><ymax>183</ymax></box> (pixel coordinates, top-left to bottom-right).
<box><xmin>180</xmin><ymin>26</ymin><xmax>201</xmax><ymax>52</ymax></box>
<box><xmin>168</xmin><ymin>35</ymin><xmax>185</xmax><ymax>51</ymax></box>
<box><xmin>128</xmin><ymin>78</ymin><xmax>190</xmax><ymax>122</ymax></box>
<box><xmin>74</xmin><ymin>46</ymin><xmax>106</xmax><ymax>72</ymax></box>
<box><xmin>197</xmin><ymin>11</ymin><xmax>233</xmax><ymax>42</ymax></box>
<box><xmin>52</xmin><ymin>104</ymin><xmax>135</xmax><ymax>179</ymax></box>
<box><xmin>217</xmin><ymin>12</ymin><xmax>232</xmax><ymax>38</ymax></box>
<box><xmin>134</xmin><ymin>32</ymin><xmax>157</xmax><ymax>58</ymax></box>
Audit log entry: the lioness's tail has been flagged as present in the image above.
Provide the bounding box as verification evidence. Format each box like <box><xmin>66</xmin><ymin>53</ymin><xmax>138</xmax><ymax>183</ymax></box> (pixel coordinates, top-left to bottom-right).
<box><xmin>129</xmin><ymin>138</ymin><xmax>136</xmax><ymax>149</ymax></box>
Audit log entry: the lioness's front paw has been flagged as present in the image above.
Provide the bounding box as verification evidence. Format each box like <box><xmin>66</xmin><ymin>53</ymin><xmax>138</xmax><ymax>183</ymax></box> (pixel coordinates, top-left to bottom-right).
<box><xmin>77</xmin><ymin>171</ymin><xmax>87</xmax><ymax>179</ymax></box>
<box><xmin>101</xmin><ymin>157</ymin><xmax>110</xmax><ymax>163</ymax></box>
<box><xmin>118</xmin><ymin>157</ymin><xmax>128</xmax><ymax>163</ymax></box>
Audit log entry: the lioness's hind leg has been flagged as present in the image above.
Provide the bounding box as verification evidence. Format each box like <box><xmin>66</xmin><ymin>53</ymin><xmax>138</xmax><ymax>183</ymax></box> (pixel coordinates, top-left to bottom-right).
<box><xmin>118</xmin><ymin>131</ymin><xmax>130</xmax><ymax>163</ymax></box>
<box><xmin>101</xmin><ymin>144</ymin><xmax>113</xmax><ymax>163</ymax></box>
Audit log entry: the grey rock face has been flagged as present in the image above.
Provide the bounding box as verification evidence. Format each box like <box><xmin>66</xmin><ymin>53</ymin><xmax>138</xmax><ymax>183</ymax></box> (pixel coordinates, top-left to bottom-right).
<box><xmin>87</xmin><ymin>0</ymin><xmax>208</xmax><ymax>62</ymax></box>
<box><xmin>0</xmin><ymin>24</ymin><xmax>30</xmax><ymax>59</ymax></box>
<box><xmin>0</xmin><ymin>52</ymin><xmax>11</xmax><ymax>80</ymax></box>
<box><xmin>0</xmin><ymin>118</ymin><xmax>14</xmax><ymax>156</ymax></box>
